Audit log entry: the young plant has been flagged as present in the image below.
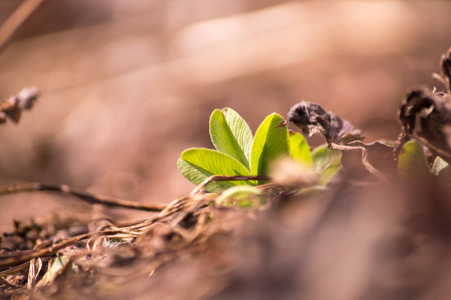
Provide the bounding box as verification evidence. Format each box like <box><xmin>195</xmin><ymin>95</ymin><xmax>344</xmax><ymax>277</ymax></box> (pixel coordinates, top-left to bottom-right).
<box><xmin>177</xmin><ymin>108</ymin><xmax>341</xmax><ymax>192</ymax></box>
<box><xmin>397</xmin><ymin>139</ymin><xmax>451</xmax><ymax>180</ymax></box>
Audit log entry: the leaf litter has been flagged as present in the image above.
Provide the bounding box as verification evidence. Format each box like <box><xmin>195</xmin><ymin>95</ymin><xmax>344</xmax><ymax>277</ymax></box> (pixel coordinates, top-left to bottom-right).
<box><xmin>2</xmin><ymin>49</ymin><xmax>451</xmax><ymax>299</ymax></box>
<box><xmin>0</xmin><ymin>88</ymin><xmax>38</xmax><ymax>125</ymax></box>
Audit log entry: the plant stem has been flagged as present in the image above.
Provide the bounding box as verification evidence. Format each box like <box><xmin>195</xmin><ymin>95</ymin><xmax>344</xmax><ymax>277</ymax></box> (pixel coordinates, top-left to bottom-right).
<box><xmin>0</xmin><ymin>183</ymin><xmax>166</xmax><ymax>212</ymax></box>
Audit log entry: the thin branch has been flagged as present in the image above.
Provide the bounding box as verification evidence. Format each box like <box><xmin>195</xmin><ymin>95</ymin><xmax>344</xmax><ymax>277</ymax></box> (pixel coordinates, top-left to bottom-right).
<box><xmin>0</xmin><ymin>183</ymin><xmax>166</xmax><ymax>212</ymax></box>
<box><xmin>328</xmin><ymin>143</ymin><xmax>388</xmax><ymax>182</ymax></box>
<box><xmin>0</xmin><ymin>0</ymin><xmax>45</xmax><ymax>52</ymax></box>
<box><xmin>0</xmin><ymin>261</ymin><xmax>31</xmax><ymax>276</ymax></box>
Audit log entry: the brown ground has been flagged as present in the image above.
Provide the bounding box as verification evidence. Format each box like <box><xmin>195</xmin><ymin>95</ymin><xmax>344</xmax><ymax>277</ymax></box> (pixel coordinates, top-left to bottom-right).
<box><xmin>1</xmin><ymin>1</ymin><xmax>451</xmax><ymax>299</ymax></box>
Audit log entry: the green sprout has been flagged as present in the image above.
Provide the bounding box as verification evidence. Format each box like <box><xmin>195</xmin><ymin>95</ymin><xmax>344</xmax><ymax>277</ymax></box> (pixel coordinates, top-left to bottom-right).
<box><xmin>397</xmin><ymin>139</ymin><xmax>451</xmax><ymax>180</ymax></box>
<box><xmin>177</xmin><ymin>108</ymin><xmax>341</xmax><ymax>192</ymax></box>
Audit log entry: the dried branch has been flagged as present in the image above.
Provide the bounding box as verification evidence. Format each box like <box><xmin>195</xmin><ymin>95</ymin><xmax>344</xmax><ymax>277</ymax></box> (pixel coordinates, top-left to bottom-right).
<box><xmin>0</xmin><ymin>0</ymin><xmax>45</xmax><ymax>52</ymax></box>
<box><xmin>328</xmin><ymin>142</ymin><xmax>388</xmax><ymax>182</ymax></box>
<box><xmin>0</xmin><ymin>183</ymin><xmax>166</xmax><ymax>212</ymax></box>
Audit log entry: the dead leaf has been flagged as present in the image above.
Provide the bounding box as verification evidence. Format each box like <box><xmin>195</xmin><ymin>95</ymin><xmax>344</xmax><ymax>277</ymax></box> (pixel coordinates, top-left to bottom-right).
<box><xmin>0</xmin><ymin>87</ymin><xmax>38</xmax><ymax>124</ymax></box>
<box><xmin>27</xmin><ymin>257</ymin><xmax>42</xmax><ymax>290</ymax></box>
<box><xmin>434</xmin><ymin>47</ymin><xmax>451</xmax><ymax>93</ymax></box>
<box><xmin>288</xmin><ymin>101</ymin><xmax>363</xmax><ymax>144</ymax></box>
<box><xmin>341</xmin><ymin>140</ymin><xmax>396</xmax><ymax>178</ymax></box>
<box><xmin>397</xmin><ymin>88</ymin><xmax>451</xmax><ymax>163</ymax></box>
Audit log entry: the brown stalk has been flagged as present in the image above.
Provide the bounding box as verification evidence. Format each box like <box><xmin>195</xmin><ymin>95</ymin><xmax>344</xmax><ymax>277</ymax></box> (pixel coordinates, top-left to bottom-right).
<box><xmin>0</xmin><ymin>0</ymin><xmax>45</xmax><ymax>52</ymax></box>
<box><xmin>328</xmin><ymin>143</ymin><xmax>388</xmax><ymax>182</ymax></box>
<box><xmin>0</xmin><ymin>183</ymin><xmax>166</xmax><ymax>212</ymax></box>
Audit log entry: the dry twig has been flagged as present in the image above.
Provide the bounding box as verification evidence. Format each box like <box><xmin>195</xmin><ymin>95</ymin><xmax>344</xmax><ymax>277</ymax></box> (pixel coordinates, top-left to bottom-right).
<box><xmin>0</xmin><ymin>183</ymin><xmax>166</xmax><ymax>212</ymax></box>
<box><xmin>0</xmin><ymin>0</ymin><xmax>45</xmax><ymax>52</ymax></box>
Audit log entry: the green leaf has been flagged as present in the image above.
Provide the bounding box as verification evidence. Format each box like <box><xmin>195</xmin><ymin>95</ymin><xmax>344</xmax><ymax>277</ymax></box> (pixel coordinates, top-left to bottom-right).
<box><xmin>216</xmin><ymin>185</ymin><xmax>266</xmax><ymax>208</ymax></box>
<box><xmin>311</xmin><ymin>144</ymin><xmax>342</xmax><ymax>185</ymax></box>
<box><xmin>397</xmin><ymin>140</ymin><xmax>430</xmax><ymax>179</ymax></box>
<box><xmin>431</xmin><ymin>156</ymin><xmax>449</xmax><ymax>176</ymax></box>
<box><xmin>289</xmin><ymin>131</ymin><xmax>312</xmax><ymax>167</ymax></box>
<box><xmin>210</xmin><ymin>108</ymin><xmax>253</xmax><ymax>169</ymax></box>
<box><xmin>250</xmin><ymin>113</ymin><xmax>290</xmax><ymax>176</ymax></box>
<box><xmin>178</xmin><ymin>148</ymin><xmax>251</xmax><ymax>192</ymax></box>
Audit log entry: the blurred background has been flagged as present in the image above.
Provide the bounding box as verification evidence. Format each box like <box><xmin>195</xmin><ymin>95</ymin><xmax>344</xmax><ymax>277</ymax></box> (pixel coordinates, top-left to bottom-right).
<box><xmin>1</xmin><ymin>0</ymin><xmax>451</xmax><ymax>225</ymax></box>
